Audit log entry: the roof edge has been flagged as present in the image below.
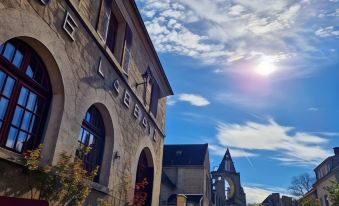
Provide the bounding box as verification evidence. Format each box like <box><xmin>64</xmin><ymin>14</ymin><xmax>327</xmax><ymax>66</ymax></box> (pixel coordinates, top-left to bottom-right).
<box><xmin>129</xmin><ymin>0</ymin><xmax>174</xmax><ymax>96</ymax></box>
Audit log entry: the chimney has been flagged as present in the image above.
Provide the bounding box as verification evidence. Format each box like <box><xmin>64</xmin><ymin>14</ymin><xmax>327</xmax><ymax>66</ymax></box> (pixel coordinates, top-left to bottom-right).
<box><xmin>334</xmin><ymin>147</ymin><xmax>339</xmax><ymax>156</ymax></box>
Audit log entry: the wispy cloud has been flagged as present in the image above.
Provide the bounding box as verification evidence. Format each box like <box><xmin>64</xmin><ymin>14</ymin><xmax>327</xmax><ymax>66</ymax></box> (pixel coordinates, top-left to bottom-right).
<box><xmin>215</xmin><ymin>118</ymin><xmax>331</xmax><ymax>166</ymax></box>
<box><xmin>209</xmin><ymin>144</ymin><xmax>257</xmax><ymax>158</ymax></box>
<box><xmin>177</xmin><ymin>93</ymin><xmax>210</xmax><ymax>106</ymax></box>
<box><xmin>166</xmin><ymin>93</ymin><xmax>210</xmax><ymax>107</ymax></box>
<box><xmin>308</xmin><ymin>107</ymin><xmax>319</xmax><ymax>111</ymax></box>
<box><xmin>137</xmin><ymin>0</ymin><xmax>338</xmax><ymax>78</ymax></box>
<box><xmin>167</xmin><ymin>96</ymin><xmax>177</xmax><ymax>106</ymax></box>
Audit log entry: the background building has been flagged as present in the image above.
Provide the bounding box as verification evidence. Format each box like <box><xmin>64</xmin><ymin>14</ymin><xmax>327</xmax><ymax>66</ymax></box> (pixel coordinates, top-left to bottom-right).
<box><xmin>262</xmin><ymin>193</ymin><xmax>298</xmax><ymax>206</ymax></box>
<box><xmin>160</xmin><ymin>144</ymin><xmax>212</xmax><ymax>206</ymax></box>
<box><xmin>299</xmin><ymin>147</ymin><xmax>339</xmax><ymax>206</ymax></box>
<box><xmin>0</xmin><ymin>0</ymin><xmax>172</xmax><ymax>205</ymax></box>
<box><xmin>211</xmin><ymin>149</ymin><xmax>246</xmax><ymax>206</ymax></box>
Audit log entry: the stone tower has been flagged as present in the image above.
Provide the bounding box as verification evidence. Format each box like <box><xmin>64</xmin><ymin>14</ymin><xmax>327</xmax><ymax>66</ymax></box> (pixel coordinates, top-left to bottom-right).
<box><xmin>211</xmin><ymin>149</ymin><xmax>246</xmax><ymax>206</ymax></box>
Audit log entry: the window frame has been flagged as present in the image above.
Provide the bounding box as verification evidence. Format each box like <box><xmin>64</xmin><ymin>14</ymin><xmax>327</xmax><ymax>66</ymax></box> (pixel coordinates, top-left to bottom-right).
<box><xmin>0</xmin><ymin>39</ymin><xmax>51</xmax><ymax>153</ymax></box>
<box><xmin>121</xmin><ymin>24</ymin><xmax>133</xmax><ymax>77</ymax></box>
<box><xmin>77</xmin><ymin>106</ymin><xmax>105</xmax><ymax>182</ymax></box>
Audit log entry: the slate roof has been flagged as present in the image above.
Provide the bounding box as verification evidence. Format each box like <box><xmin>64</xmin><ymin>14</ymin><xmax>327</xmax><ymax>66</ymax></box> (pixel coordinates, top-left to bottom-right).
<box><xmin>163</xmin><ymin>144</ymin><xmax>208</xmax><ymax>166</ymax></box>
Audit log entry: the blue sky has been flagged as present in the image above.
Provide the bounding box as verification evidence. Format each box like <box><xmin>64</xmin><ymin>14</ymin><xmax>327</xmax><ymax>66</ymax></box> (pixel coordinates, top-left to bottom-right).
<box><xmin>136</xmin><ymin>0</ymin><xmax>339</xmax><ymax>203</ymax></box>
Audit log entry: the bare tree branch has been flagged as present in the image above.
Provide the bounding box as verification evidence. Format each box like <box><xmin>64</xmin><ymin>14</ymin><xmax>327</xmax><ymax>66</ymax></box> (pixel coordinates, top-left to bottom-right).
<box><xmin>288</xmin><ymin>173</ymin><xmax>315</xmax><ymax>196</ymax></box>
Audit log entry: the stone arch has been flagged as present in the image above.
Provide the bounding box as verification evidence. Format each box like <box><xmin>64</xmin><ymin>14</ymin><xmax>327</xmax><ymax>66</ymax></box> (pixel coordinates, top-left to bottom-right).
<box><xmin>0</xmin><ymin>36</ymin><xmax>65</xmax><ymax>163</ymax></box>
<box><xmin>224</xmin><ymin>176</ymin><xmax>235</xmax><ymax>200</ymax></box>
<box><xmin>0</xmin><ymin>7</ymin><xmax>79</xmax><ymax>164</ymax></box>
<box><xmin>134</xmin><ymin>147</ymin><xmax>154</xmax><ymax>206</ymax></box>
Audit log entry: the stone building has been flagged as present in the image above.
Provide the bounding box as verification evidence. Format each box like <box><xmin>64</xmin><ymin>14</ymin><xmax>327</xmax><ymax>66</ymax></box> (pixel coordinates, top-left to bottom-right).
<box><xmin>211</xmin><ymin>149</ymin><xmax>246</xmax><ymax>206</ymax></box>
<box><xmin>0</xmin><ymin>0</ymin><xmax>173</xmax><ymax>205</ymax></box>
<box><xmin>159</xmin><ymin>144</ymin><xmax>212</xmax><ymax>206</ymax></box>
<box><xmin>300</xmin><ymin>147</ymin><xmax>339</xmax><ymax>206</ymax></box>
<box><xmin>262</xmin><ymin>193</ymin><xmax>297</xmax><ymax>206</ymax></box>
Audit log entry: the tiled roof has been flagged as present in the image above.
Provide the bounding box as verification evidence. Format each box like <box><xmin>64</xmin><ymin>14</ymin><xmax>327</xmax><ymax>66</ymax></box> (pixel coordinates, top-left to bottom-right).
<box><xmin>163</xmin><ymin>144</ymin><xmax>208</xmax><ymax>166</ymax></box>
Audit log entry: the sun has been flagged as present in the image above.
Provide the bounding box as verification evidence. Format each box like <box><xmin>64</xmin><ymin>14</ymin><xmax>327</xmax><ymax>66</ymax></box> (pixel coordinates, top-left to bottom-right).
<box><xmin>255</xmin><ymin>57</ymin><xmax>278</xmax><ymax>76</ymax></box>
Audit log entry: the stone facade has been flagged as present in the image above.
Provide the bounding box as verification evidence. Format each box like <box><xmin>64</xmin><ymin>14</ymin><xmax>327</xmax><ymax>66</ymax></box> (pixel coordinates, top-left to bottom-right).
<box><xmin>300</xmin><ymin>147</ymin><xmax>339</xmax><ymax>206</ymax></box>
<box><xmin>160</xmin><ymin>144</ymin><xmax>212</xmax><ymax>206</ymax></box>
<box><xmin>0</xmin><ymin>0</ymin><xmax>172</xmax><ymax>205</ymax></box>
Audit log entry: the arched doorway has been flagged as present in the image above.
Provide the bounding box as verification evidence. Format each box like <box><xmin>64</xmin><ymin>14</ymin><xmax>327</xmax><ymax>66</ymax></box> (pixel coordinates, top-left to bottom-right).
<box><xmin>134</xmin><ymin>148</ymin><xmax>154</xmax><ymax>206</ymax></box>
<box><xmin>0</xmin><ymin>39</ymin><xmax>51</xmax><ymax>153</ymax></box>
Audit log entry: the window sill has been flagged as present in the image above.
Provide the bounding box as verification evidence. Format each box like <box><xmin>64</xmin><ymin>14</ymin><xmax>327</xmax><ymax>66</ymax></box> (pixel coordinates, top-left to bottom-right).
<box><xmin>90</xmin><ymin>181</ymin><xmax>110</xmax><ymax>194</ymax></box>
<box><xmin>0</xmin><ymin>147</ymin><xmax>25</xmax><ymax>166</ymax></box>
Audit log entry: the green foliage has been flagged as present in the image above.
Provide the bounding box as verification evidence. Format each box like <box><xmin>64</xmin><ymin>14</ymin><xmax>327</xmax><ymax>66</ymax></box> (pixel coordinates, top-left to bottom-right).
<box><xmin>300</xmin><ymin>197</ymin><xmax>320</xmax><ymax>206</ymax></box>
<box><xmin>24</xmin><ymin>144</ymin><xmax>98</xmax><ymax>206</ymax></box>
<box><xmin>247</xmin><ymin>203</ymin><xmax>262</xmax><ymax>206</ymax></box>
<box><xmin>97</xmin><ymin>198</ymin><xmax>111</xmax><ymax>206</ymax></box>
<box><xmin>326</xmin><ymin>180</ymin><xmax>339</xmax><ymax>206</ymax></box>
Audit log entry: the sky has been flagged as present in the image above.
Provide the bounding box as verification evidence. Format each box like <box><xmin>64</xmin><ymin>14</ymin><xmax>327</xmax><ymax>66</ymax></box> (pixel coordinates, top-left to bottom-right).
<box><xmin>136</xmin><ymin>0</ymin><xmax>339</xmax><ymax>203</ymax></box>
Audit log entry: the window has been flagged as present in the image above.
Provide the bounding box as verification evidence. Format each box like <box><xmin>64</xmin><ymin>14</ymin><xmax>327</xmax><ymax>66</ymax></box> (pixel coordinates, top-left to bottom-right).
<box><xmin>318</xmin><ymin>169</ymin><xmax>323</xmax><ymax>179</ymax></box>
<box><xmin>122</xmin><ymin>25</ymin><xmax>133</xmax><ymax>76</ymax></box>
<box><xmin>324</xmin><ymin>195</ymin><xmax>329</xmax><ymax>206</ymax></box>
<box><xmin>326</xmin><ymin>162</ymin><xmax>331</xmax><ymax>174</ymax></box>
<box><xmin>77</xmin><ymin>106</ymin><xmax>105</xmax><ymax>182</ymax></box>
<box><xmin>0</xmin><ymin>39</ymin><xmax>51</xmax><ymax>153</ymax></box>
<box><xmin>97</xmin><ymin>0</ymin><xmax>119</xmax><ymax>54</ymax></box>
<box><xmin>97</xmin><ymin>0</ymin><xmax>113</xmax><ymax>42</ymax></box>
<box><xmin>106</xmin><ymin>13</ymin><xmax>118</xmax><ymax>52</ymax></box>
<box><xmin>150</xmin><ymin>81</ymin><xmax>159</xmax><ymax>117</ymax></box>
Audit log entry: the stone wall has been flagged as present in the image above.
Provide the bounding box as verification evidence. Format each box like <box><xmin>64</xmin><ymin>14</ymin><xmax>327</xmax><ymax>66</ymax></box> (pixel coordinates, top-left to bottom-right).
<box><xmin>0</xmin><ymin>0</ymin><xmax>172</xmax><ymax>205</ymax></box>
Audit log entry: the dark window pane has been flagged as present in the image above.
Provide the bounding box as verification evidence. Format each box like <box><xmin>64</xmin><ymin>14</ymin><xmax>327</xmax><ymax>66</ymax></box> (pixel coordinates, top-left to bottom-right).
<box><xmin>106</xmin><ymin>13</ymin><xmax>118</xmax><ymax>52</ymax></box>
<box><xmin>18</xmin><ymin>87</ymin><xmax>29</xmax><ymax>106</ymax></box>
<box><xmin>85</xmin><ymin>112</ymin><xmax>91</xmax><ymax>123</ymax></box>
<box><xmin>0</xmin><ymin>70</ymin><xmax>5</xmax><ymax>91</ymax></box>
<box><xmin>89</xmin><ymin>134</ymin><xmax>94</xmax><ymax>146</ymax></box>
<box><xmin>5</xmin><ymin>127</ymin><xmax>18</xmax><ymax>149</ymax></box>
<box><xmin>12</xmin><ymin>50</ymin><xmax>23</xmax><ymax>68</ymax></box>
<box><xmin>29</xmin><ymin>115</ymin><xmax>36</xmax><ymax>133</ymax></box>
<box><xmin>0</xmin><ymin>44</ymin><xmax>4</xmax><ymax>54</ymax></box>
<box><xmin>16</xmin><ymin>131</ymin><xmax>27</xmax><ymax>152</ymax></box>
<box><xmin>26</xmin><ymin>65</ymin><xmax>34</xmax><ymax>78</ymax></box>
<box><xmin>21</xmin><ymin>111</ymin><xmax>32</xmax><ymax>131</ymax></box>
<box><xmin>78</xmin><ymin>127</ymin><xmax>84</xmax><ymax>142</ymax></box>
<box><xmin>150</xmin><ymin>83</ymin><xmax>159</xmax><ymax>116</ymax></box>
<box><xmin>3</xmin><ymin>43</ymin><xmax>15</xmax><ymax>61</ymax></box>
<box><xmin>0</xmin><ymin>98</ymin><xmax>9</xmax><ymax>120</ymax></box>
<box><xmin>26</xmin><ymin>92</ymin><xmax>37</xmax><ymax>111</ymax></box>
<box><xmin>3</xmin><ymin>77</ymin><xmax>15</xmax><ymax>97</ymax></box>
<box><xmin>12</xmin><ymin>107</ymin><xmax>24</xmax><ymax>127</ymax></box>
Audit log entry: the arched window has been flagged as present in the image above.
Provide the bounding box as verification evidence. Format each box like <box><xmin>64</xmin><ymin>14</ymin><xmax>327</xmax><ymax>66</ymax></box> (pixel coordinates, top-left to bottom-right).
<box><xmin>0</xmin><ymin>39</ymin><xmax>51</xmax><ymax>153</ymax></box>
<box><xmin>77</xmin><ymin>106</ymin><xmax>105</xmax><ymax>182</ymax></box>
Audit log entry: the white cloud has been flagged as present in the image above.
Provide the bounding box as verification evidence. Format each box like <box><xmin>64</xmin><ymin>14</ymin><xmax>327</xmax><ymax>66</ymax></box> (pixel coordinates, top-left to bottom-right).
<box><xmin>137</xmin><ymin>0</ymin><xmax>336</xmax><ymax>78</ymax></box>
<box><xmin>216</xmin><ymin>118</ymin><xmax>331</xmax><ymax>166</ymax></box>
<box><xmin>178</xmin><ymin>93</ymin><xmax>210</xmax><ymax>106</ymax></box>
<box><xmin>166</xmin><ymin>96</ymin><xmax>177</xmax><ymax>106</ymax></box>
<box><xmin>308</xmin><ymin>107</ymin><xmax>319</xmax><ymax>111</ymax></box>
<box><xmin>315</xmin><ymin>26</ymin><xmax>339</xmax><ymax>37</ymax></box>
<box><xmin>209</xmin><ymin>145</ymin><xmax>257</xmax><ymax>157</ymax></box>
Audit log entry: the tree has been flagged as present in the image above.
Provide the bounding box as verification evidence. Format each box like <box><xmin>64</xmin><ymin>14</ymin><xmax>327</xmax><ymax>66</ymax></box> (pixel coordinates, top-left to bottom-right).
<box><xmin>300</xmin><ymin>197</ymin><xmax>320</xmax><ymax>206</ymax></box>
<box><xmin>325</xmin><ymin>180</ymin><xmax>339</xmax><ymax>205</ymax></box>
<box><xmin>288</xmin><ymin>173</ymin><xmax>315</xmax><ymax>196</ymax></box>
<box><xmin>24</xmin><ymin>144</ymin><xmax>98</xmax><ymax>206</ymax></box>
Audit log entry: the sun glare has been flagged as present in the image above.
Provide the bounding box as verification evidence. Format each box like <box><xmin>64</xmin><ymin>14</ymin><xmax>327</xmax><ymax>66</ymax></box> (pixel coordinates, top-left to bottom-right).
<box><xmin>255</xmin><ymin>57</ymin><xmax>278</xmax><ymax>76</ymax></box>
